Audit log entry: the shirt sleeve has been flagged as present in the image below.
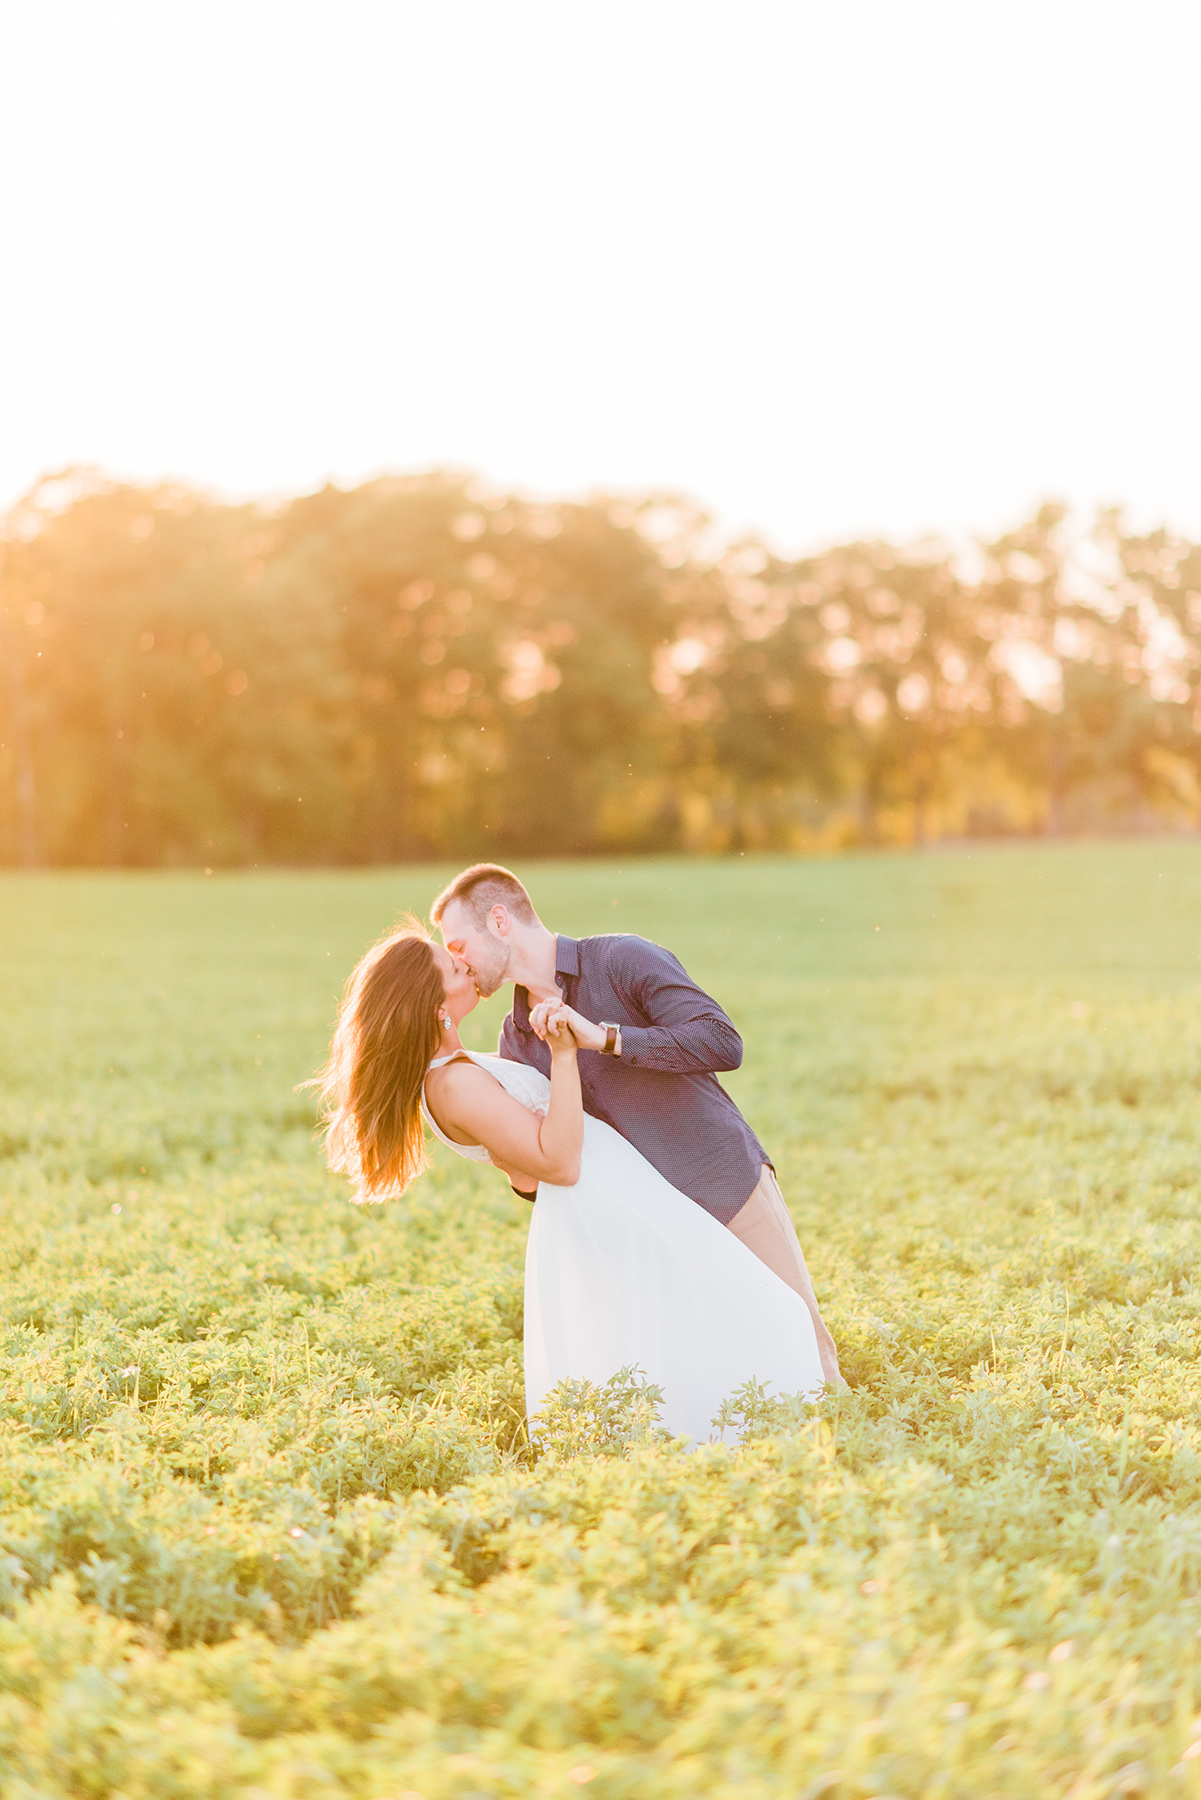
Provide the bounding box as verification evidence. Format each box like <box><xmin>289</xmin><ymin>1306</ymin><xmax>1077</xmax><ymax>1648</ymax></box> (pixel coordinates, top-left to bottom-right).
<box><xmin>606</xmin><ymin>938</ymin><xmax>744</xmax><ymax>1075</ymax></box>
<box><xmin>498</xmin><ymin>1010</ymin><xmax>523</xmax><ymax>1062</ymax></box>
<box><xmin>499</xmin><ymin>1006</ymin><xmax>553</xmax><ymax>1078</ymax></box>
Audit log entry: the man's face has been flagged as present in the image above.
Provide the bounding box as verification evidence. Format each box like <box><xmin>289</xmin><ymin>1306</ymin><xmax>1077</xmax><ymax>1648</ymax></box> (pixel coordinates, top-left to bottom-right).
<box><xmin>439</xmin><ymin>898</ymin><xmax>512</xmax><ymax>998</ymax></box>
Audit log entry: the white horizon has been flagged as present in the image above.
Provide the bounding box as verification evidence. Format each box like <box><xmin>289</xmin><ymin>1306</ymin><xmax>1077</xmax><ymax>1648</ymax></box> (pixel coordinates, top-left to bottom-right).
<box><xmin>2</xmin><ymin>0</ymin><xmax>1198</xmax><ymax>557</ymax></box>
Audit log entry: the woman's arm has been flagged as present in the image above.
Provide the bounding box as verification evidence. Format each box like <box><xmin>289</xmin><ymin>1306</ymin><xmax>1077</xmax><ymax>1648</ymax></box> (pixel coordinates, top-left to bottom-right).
<box><xmin>424</xmin><ymin>1006</ymin><xmax>583</xmax><ymax>1186</ymax></box>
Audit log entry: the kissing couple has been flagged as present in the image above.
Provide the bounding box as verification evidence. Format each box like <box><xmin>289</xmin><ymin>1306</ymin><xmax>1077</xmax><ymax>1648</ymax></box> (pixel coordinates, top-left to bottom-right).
<box><xmin>318</xmin><ymin>863</ymin><xmax>841</xmax><ymax>1443</ymax></box>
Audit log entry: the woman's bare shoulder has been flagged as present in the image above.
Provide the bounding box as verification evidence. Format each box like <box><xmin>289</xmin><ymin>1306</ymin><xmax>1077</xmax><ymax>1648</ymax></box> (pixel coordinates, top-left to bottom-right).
<box><xmin>425</xmin><ymin>1056</ymin><xmax>502</xmax><ymax>1106</ymax></box>
<box><xmin>424</xmin><ymin>1056</ymin><xmax>506</xmax><ymax>1148</ymax></box>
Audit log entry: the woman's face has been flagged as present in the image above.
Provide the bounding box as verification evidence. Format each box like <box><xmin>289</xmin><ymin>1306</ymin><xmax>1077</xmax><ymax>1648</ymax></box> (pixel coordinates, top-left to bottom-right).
<box><xmin>431</xmin><ymin>943</ymin><xmax>479</xmax><ymax>1023</ymax></box>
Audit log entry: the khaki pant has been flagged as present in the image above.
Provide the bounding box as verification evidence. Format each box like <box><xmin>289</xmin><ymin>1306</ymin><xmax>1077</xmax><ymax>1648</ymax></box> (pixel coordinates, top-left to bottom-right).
<box><xmin>728</xmin><ymin>1166</ymin><xmax>842</xmax><ymax>1385</ymax></box>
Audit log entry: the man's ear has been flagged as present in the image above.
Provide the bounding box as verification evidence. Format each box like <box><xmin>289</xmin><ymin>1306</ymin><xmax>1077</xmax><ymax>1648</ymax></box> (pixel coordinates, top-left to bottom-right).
<box><xmin>489</xmin><ymin>904</ymin><xmax>511</xmax><ymax>937</ymax></box>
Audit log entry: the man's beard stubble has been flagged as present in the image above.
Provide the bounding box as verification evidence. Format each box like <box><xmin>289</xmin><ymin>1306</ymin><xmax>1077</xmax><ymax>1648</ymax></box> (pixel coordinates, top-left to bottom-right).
<box><xmin>469</xmin><ymin>936</ymin><xmax>511</xmax><ymax>999</ymax></box>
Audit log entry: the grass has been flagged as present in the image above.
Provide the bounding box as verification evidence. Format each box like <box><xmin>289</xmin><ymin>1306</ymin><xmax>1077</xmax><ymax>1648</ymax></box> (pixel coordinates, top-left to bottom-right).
<box><xmin>2</xmin><ymin>841</ymin><xmax>1201</xmax><ymax>1798</ymax></box>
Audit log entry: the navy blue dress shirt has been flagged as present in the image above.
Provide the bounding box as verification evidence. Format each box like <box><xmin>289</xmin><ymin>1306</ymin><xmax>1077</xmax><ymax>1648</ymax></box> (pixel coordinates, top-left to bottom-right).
<box><xmin>498</xmin><ymin>934</ymin><xmax>768</xmax><ymax>1225</ymax></box>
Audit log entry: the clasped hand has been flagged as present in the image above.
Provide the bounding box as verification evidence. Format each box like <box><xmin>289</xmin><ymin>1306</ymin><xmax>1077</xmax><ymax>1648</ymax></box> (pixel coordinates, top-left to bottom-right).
<box><xmin>529</xmin><ymin>998</ymin><xmax>589</xmax><ymax>1048</ymax></box>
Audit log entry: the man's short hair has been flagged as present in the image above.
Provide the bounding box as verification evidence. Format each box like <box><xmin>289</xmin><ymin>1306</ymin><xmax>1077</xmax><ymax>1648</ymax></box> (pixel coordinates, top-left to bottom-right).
<box><xmin>431</xmin><ymin>863</ymin><xmax>538</xmax><ymax>929</ymax></box>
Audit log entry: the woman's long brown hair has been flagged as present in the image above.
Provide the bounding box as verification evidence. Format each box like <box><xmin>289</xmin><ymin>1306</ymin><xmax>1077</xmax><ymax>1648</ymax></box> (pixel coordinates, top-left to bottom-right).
<box><xmin>314</xmin><ymin>919</ymin><xmax>445</xmax><ymax>1201</ymax></box>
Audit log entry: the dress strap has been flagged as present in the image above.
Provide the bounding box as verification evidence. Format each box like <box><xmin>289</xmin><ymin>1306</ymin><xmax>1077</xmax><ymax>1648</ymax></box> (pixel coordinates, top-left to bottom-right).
<box><xmin>421</xmin><ymin>1051</ymin><xmax>492</xmax><ymax>1161</ymax></box>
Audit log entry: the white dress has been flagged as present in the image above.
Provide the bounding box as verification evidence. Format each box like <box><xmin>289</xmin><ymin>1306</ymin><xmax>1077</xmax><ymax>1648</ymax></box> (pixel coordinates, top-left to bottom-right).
<box><xmin>422</xmin><ymin>1050</ymin><xmax>824</xmax><ymax>1445</ymax></box>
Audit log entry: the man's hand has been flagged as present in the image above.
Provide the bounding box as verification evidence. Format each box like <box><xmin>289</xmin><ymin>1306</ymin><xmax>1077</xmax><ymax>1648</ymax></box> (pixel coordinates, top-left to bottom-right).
<box><xmin>530</xmin><ymin>1001</ymin><xmax>607</xmax><ymax>1051</ymax></box>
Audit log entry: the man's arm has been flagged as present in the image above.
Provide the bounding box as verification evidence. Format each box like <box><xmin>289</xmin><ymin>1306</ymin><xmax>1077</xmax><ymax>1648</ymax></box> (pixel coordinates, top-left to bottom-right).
<box><xmin>600</xmin><ymin>938</ymin><xmax>744</xmax><ymax>1075</ymax></box>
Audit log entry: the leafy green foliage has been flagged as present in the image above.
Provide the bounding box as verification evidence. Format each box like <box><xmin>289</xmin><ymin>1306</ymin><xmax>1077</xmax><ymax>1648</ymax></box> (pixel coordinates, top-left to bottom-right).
<box><xmin>530</xmin><ymin>1366</ymin><xmax>672</xmax><ymax>1463</ymax></box>
<box><xmin>2</xmin><ymin>846</ymin><xmax>1201</xmax><ymax>1795</ymax></box>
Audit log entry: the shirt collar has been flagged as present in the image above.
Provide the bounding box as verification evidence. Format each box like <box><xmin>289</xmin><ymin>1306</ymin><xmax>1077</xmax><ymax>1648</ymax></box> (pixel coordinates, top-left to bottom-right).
<box><xmin>514</xmin><ymin>935</ymin><xmax>579</xmax><ymax>1029</ymax></box>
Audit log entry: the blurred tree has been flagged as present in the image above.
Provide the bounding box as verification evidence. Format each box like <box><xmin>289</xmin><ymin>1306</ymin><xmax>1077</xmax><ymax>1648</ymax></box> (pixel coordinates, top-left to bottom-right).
<box><xmin>652</xmin><ymin>539</ymin><xmax>837</xmax><ymax>848</ymax></box>
<box><xmin>1</xmin><ymin>473</ymin><xmax>1196</xmax><ymax>866</ymax></box>
<box><xmin>977</xmin><ymin>505</ymin><xmax>1191</xmax><ymax>834</ymax></box>
<box><xmin>1106</xmin><ymin>516</ymin><xmax>1201</xmax><ymax>823</ymax></box>
<box><xmin>0</xmin><ymin>536</ymin><xmax>40</xmax><ymax>867</ymax></box>
<box><xmin>792</xmin><ymin>538</ymin><xmax>995</xmax><ymax>845</ymax></box>
<box><xmin>484</xmin><ymin>496</ymin><xmax>683</xmax><ymax>853</ymax></box>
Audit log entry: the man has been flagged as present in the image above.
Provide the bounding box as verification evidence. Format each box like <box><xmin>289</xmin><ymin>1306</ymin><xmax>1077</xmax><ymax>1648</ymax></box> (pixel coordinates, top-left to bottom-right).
<box><xmin>432</xmin><ymin>862</ymin><xmax>841</xmax><ymax>1384</ymax></box>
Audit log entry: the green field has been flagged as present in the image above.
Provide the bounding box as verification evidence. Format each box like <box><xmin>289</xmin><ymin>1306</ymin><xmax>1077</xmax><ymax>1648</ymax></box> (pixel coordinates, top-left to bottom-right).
<box><xmin>3</xmin><ymin>843</ymin><xmax>1201</xmax><ymax>1798</ymax></box>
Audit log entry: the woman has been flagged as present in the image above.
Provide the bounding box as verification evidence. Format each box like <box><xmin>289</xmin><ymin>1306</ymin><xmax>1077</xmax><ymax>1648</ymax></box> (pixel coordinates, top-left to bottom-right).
<box><xmin>316</xmin><ymin>920</ymin><xmax>824</xmax><ymax>1444</ymax></box>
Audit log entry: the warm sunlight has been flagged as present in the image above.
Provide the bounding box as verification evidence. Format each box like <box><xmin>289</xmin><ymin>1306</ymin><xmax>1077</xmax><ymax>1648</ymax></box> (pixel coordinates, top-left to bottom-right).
<box><xmin>4</xmin><ymin>12</ymin><xmax>1201</xmax><ymax>1791</ymax></box>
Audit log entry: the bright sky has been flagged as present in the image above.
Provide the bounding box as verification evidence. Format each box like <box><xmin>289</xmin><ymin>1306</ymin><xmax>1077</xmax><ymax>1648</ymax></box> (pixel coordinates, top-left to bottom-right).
<box><xmin>2</xmin><ymin>1</ymin><xmax>1198</xmax><ymax>553</ymax></box>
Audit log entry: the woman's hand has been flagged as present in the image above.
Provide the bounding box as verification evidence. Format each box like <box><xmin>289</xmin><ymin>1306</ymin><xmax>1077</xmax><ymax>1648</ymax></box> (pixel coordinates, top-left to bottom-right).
<box><xmin>530</xmin><ymin>999</ymin><xmax>607</xmax><ymax>1052</ymax></box>
<box><xmin>530</xmin><ymin>998</ymin><xmax>578</xmax><ymax>1051</ymax></box>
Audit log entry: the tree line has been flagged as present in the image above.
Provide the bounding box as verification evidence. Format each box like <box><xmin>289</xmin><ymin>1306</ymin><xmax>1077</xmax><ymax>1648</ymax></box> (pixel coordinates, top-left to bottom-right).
<box><xmin>1</xmin><ymin>468</ymin><xmax>1199</xmax><ymax>865</ymax></box>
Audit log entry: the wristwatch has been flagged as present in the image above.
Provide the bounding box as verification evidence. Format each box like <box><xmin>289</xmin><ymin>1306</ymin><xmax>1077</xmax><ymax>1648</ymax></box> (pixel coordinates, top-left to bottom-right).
<box><xmin>599</xmin><ymin>1021</ymin><xmax>622</xmax><ymax>1056</ymax></box>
